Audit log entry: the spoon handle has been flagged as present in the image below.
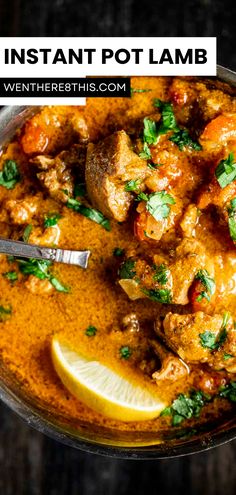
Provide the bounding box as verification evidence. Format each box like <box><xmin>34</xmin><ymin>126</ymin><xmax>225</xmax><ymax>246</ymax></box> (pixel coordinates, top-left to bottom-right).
<box><xmin>0</xmin><ymin>237</ymin><xmax>90</xmax><ymax>269</ymax></box>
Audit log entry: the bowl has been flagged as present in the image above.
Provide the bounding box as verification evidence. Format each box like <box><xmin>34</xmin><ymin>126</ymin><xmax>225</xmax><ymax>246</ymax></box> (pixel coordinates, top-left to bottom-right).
<box><xmin>0</xmin><ymin>66</ymin><xmax>236</xmax><ymax>459</ymax></box>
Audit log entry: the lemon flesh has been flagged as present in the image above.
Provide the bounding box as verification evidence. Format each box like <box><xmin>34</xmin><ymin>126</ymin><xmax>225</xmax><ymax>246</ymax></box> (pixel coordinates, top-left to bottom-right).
<box><xmin>52</xmin><ymin>336</ymin><xmax>166</xmax><ymax>422</ymax></box>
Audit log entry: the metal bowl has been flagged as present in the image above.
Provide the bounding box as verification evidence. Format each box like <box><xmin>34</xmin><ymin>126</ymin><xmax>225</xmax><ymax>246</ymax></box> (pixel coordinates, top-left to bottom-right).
<box><xmin>0</xmin><ymin>66</ymin><xmax>236</xmax><ymax>459</ymax></box>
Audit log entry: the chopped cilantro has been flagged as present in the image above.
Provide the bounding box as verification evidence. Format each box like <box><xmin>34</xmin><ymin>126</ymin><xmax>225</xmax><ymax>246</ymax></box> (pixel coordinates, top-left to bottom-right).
<box><xmin>219</xmin><ymin>381</ymin><xmax>236</xmax><ymax>402</ymax></box>
<box><xmin>139</xmin><ymin>142</ymin><xmax>152</xmax><ymax>160</ymax></box>
<box><xmin>119</xmin><ymin>346</ymin><xmax>132</xmax><ymax>359</ymax></box>
<box><xmin>0</xmin><ymin>160</ymin><xmax>21</xmax><ymax>189</ymax></box>
<box><xmin>130</xmin><ymin>88</ymin><xmax>152</xmax><ymax>95</ymax></box>
<box><xmin>228</xmin><ymin>197</ymin><xmax>236</xmax><ymax>242</ymax></box>
<box><xmin>153</xmin><ymin>264</ymin><xmax>169</xmax><ymax>285</ymax></box>
<box><xmin>195</xmin><ymin>269</ymin><xmax>215</xmax><ymax>302</ymax></box>
<box><xmin>22</xmin><ymin>224</ymin><xmax>32</xmax><ymax>243</ymax></box>
<box><xmin>113</xmin><ymin>247</ymin><xmax>125</xmax><ymax>257</ymax></box>
<box><xmin>147</xmin><ymin>162</ymin><xmax>163</xmax><ymax>170</ymax></box>
<box><xmin>85</xmin><ymin>325</ymin><xmax>97</xmax><ymax>337</ymax></box>
<box><xmin>16</xmin><ymin>258</ymin><xmax>69</xmax><ymax>293</ymax></box>
<box><xmin>142</xmin><ymin>287</ymin><xmax>172</xmax><ymax>304</ymax></box>
<box><xmin>3</xmin><ymin>271</ymin><xmax>18</xmax><ymax>283</ymax></box>
<box><xmin>160</xmin><ymin>390</ymin><xmax>210</xmax><ymax>426</ymax></box>
<box><xmin>215</xmin><ymin>153</ymin><xmax>236</xmax><ymax>189</ymax></box>
<box><xmin>67</xmin><ymin>198</ymin><xmax>111</xmax><ymax>231</ymax></box>
<box><xmin>224</xmin><ymin>353</ymin><xmax>233</xmax><ymax>361</ymax></box>
<box><xmin>199</xmin><ymin>312</ymin><xmax>230</xmax><ymax>351</ymax></box>
<box><xmin>119</xmin><ymin>260</ymin><xmax>136</xmax><ymax>279</ymax></box>
<box><xmin>74</xmin><ymin>183</ymin><xmax>86</xmax><ymax>198</ymax></box>
<box><xmin>169</xmin><ymin>129</ymin><xmax>202</xmax><ymax>151</ymax></box>
<box><xmin>153</xmin><ymin>99</ymin><xmax>179</xmax><ymax>135</ymax></box>
<box><xmin>124</xmin><ymin>179</ymin><xmax>142</xmax><ymax>192</ymax></box>
<box><xmin>143</xmin><ymin>118</ymin><xmax>158</xmax><ymax>145</ymax></box>
<box><xmin>44</xmin><ymin>213</ymin><xmax>62</xmax><ymax>228</ymax></box>
<box><xmin>145</xmin><ymin>191</ymin><xmax>175</xmax><ymax>221</ymax></box>
<box><xmin>0</xmin><ymin>305</ymin><xmax>12</xmax><ymax>321</ymax></box>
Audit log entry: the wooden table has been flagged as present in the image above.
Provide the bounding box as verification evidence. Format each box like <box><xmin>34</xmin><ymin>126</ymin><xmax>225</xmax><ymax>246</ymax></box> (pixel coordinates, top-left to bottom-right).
<box><xmin>0</xmin><ymin>0</ymin><xmax>235</xmax><ymax>492</ymax></box>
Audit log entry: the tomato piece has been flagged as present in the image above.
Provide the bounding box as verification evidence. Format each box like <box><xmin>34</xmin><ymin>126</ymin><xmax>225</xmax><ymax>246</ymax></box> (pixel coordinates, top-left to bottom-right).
<box><xmin>134</xmin><ymin>210</ymin><xmax>165</xmax><ymax>242</ymax></box>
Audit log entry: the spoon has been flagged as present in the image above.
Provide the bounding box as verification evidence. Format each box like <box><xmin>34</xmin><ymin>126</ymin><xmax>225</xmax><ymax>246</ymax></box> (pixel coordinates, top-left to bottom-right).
<box><xmin>0</xmin><ymin>237</ymin><xmax>90</xmax><ymax>269</ymax></box>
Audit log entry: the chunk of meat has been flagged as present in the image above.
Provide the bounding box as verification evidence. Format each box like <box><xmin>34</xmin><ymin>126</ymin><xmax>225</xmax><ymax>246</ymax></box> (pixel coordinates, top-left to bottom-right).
<box><xmin>150</xmin><ymin>339</ymin><xmax>189</xmax><ymax>382</ymax></box>
<box><xmin>28</xmin><ymin>225</ymin><xmax>60</xmax><ymax>247</ymax></box>
<box><xmin>21</xmin><ymin>108</ymin><xmax>89</xmax><ymax>155</ymax></box>
<box><xmin>0</xmin><ymin>194</ymin><xmax>41</xmax><ymax>225</ymax></box>
<box><xmin>119</xmin><ymin>239</ymin><xmax>214</xmax><ymax>306</ymax></box>
<box><xmin>85</xmin><ymin>130</ymin><xmax>147</xmax><ymax>222</ymax></box>
<box><xmin>157</xmin><ymin>311</ymin><xmax>236</xmax><ymax>372</ymax></box>
<box><xmin>33</xmin><ymin>149</ymin><xmax>77</xmax><ymax>203</ymax></box>
<box><xmin>25</xmin><ymin>276</ymin><xmax>53</xmax><ymax>295</ymax></box>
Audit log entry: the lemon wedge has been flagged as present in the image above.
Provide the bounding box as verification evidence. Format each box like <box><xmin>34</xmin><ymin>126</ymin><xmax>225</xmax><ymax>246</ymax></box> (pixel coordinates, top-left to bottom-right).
<box><xmin>51</xmin><ymin>336</ymin><xmax>166</xmax><ymax>422</ymax></box>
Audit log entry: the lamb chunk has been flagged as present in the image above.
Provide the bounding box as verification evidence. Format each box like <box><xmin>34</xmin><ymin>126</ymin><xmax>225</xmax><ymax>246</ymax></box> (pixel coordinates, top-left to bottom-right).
<box><xmin>0</xmin><ymin>194</ymin><xmax>41</xmax><ymax>225</ymax></box>
<box><xmin>118</xmin><ymin>239</ymin><xmax>213</xmax><ymax>306</ymax></box>
<box><xmin>157</xmin><ymin>312</ymin><xmax>224</xmax><ymax>364</ymax></box>
<box><xmin>25</xmin><ymin>275</ymin><xmax>53</xmax><ymax>295</ymax></box>
<box><xmin>28</xmin><ymin>225</ymin><xmax>60</xmax><ymax>247</ymax></box>
<box><xmin>31</xmin><ymin>144</ymin><xmax>87</xmax><ymax>204</ymax></box>
<box><xmin>156</xmin><ymin>311</ymin><xmax>236</xmax><ymax>372</ymax></box>
<box><xmin>150</xmin><ymin>339</ymin><xmax>189</xmax><ymax>382</ymax></box>
<box><xmin>85</xmin><ymin>130</ymin><xmax>147</xmax><ymax>222</ymax></box>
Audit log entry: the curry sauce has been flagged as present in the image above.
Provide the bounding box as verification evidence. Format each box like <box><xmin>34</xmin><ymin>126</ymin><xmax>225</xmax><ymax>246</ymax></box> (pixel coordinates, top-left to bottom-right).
<box><xmin>0</xmin><ymin>76</ymin><xmax>236</xmax><ymax>437</ymax></box>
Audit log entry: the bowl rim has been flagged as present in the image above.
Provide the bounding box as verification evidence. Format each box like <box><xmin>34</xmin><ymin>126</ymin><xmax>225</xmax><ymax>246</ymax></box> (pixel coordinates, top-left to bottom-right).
<box><xmin>0</xmin><ymin>65</ymin><xmax>236</xmax><ymax>459</ymax></box>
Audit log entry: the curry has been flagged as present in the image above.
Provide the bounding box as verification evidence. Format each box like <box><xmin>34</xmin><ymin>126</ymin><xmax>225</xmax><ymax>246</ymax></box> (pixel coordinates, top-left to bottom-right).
<box><xmin>0</xmin><ymin>76</ymin><xmax>236</xmax><ymax>438</ymax></box>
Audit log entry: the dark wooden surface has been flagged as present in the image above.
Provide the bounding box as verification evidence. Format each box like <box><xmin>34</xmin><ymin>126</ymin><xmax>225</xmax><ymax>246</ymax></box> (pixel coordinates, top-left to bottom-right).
<box><xmin>0</xmin><ymin>1</ymin><xmax>236</xmax><ymax>493</ymax></box>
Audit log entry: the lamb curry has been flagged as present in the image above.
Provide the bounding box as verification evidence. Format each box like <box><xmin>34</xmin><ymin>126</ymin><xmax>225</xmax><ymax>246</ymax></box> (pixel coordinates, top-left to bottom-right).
<box><xmin>0</xmin><ymin>76</ymin><xmax>236</xmax><ymax>439</ymax></box>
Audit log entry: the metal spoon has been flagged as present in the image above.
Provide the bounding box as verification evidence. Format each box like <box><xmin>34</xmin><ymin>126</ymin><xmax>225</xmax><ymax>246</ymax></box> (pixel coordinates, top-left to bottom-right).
<box><xmin>0</xmin><ymin>237</ymin><xmax>90</xmax><ymax>269</ymax></box>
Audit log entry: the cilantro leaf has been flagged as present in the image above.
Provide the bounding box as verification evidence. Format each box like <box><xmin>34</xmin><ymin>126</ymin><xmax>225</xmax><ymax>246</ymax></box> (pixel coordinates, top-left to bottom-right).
<box><xmin>195</xmin><ymin>269</ymin><xmax>215</xmax><ymax>302</ymax></box>
<box><xmin>124</xmin><ymin>179</ymin><xmax>142</xmax><ymax>192</ymax></box>
<box><xmin>153</xmin><ymin>264</ymin><xmax>169</xmax><ymax>285</ymax></box>
<box><xmin>169</xmin><ymin>129</ymin><xmax>202</xmax><ymax>151</ymax></box>
<box><xmin>219</xmin><ymin>381</ymin><xmax>236</xmax><ymax>402</ymax></box>
<box><xmin>85</xmin><ymin>325</ymin><xmax>97</xmax><ymax>337</ymax></box>
<box><xmin>113</xmin><ymin>247</ymin><xmax>125</xmax><ymax>257</ymax></box>
<box><xmin>44</xmin><ymin>213</ymin><xmax>62</xmax><ymax>228</ymax></box>
<box><xmin>199</xmin><ymin>331</ymin><xmax>218</xmax><ymax>350</ymax></box>
<box><xmin>147</xmin><ymin>162</ymin><xmax>163</xmax><ymax>170</ymax></box>
<box><xmin>153</xmin><ymin>99</ymin><xmax>179</xmax><ymax>135</ymax></box>
<box><xmin>139</xmin><ymin>142</ymin><xmax>152</xmax><ymax>160</ymax></box>
<box><xmin>215</xmin><ymin>153</ymin><xmax>236</xmax><ymax>189</ymax></box>
<box><xmin>199</xmin><ymin>312</ymin><xmax>229</xmax><ymax>350</ymax></box>
<box><xmin>3</xmin><ymin>271</ymin><xmax>18</xmax><ymax>282</ymax></box>
<box><xmin>143</xmin><ymin>118</ymin><xmax>158</xmax><ymax>145</ymax></box>
<box><xmin>160</xmin><ymin>390</ymin><xmax>210</xmax><ymax>426</ymax></box>
<box><xmin>228</xmin><ymin>197</ymin><xmax>236</xmax><ymax>242</ymax></box>
<box><xmin>16</xmin><ymin>258</ymin><xmax>69</xmax><ymax>293</ymax></box>
<box><xmin>119</xmin><ymin>346</ymin><xmax>132</xmax><ymax>359</ymax></box>
<box><xmin>0</xmin><ymin>305</ymin><xmax>12</xmax><ymax>321</ymax></box>
<box><xmin>23</xmin><ymin>224</ymin><xmax>32</xmax><ymax>243</ymax></box>
<box><xmin>142</xmin><ymin>287</ymin><xmax>172</xmax><ymax>304</ymax></box>
<box><xmin>0</xmin><ymin>160</ymin><xmax>21</xmax><ymax>189</ymax></box>
<box><xmin>67</xmin><ymin>198</ymin><xmax>111</xmax><ymax>231</ymax></box>
<box><xmin>119</xmin><ymin>260</ymin><xmax>136</xmax><ymax>279</ymax></box>
<box><xmin>130</xmin><ymin>88</ymin><xmax>152</xmax><ymax>95</ymax></box>
<box><xmin>74</xmin><ymin>183</ymin><xmax>86</xmax><ymax>198</ymax></box>
<box><xmin>145</xmin><ymin>191</ymin><xmax>175</xmax><ymax>221</ymax></box>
